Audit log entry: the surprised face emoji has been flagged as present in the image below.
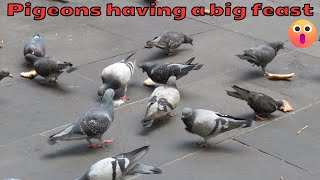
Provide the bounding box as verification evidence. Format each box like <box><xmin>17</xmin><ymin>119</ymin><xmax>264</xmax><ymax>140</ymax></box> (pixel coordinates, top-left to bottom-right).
<box><xmin>288</xmin><ymin>20</ymin><xmax>317</xmax><ymax>48</ymax></box>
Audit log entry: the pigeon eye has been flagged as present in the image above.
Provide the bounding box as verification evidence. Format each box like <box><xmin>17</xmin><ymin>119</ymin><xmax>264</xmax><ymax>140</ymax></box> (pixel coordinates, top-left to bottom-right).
<box><xmin>293</xmin><ymin>25</ymin><xmax>301</xmax><ymax>32</ymax></box>
<box><xmin>304</xmin><ymin>25</ymin><xmax>312</xmax><ymax>32</ymax></box>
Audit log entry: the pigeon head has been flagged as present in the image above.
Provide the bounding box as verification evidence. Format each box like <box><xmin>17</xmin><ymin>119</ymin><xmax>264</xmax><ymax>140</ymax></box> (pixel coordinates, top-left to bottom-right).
<box><xmin>139</xmin><ymin>62</ymin><xmax>154</xmax><ymax>73</ymax></box>
<box><xmin>101</xmin><ymin>88</ymin><xmax>115</xmax><ymax>104</ymax></box>
<box><xmin>33</xmin><ymin>34</ymin><xmax>43</xmax><ymax>39</ymax></box>
<box><xmin>98</xmin><ymin>84</ymin><xmax>110</xmax><ymax>97</ymax></box>
<box><xmin>275</xmin><ymin>100</ymin><xmax>285</xmax><ymax>110</ymax></box>
<box><xmin>24</xmin><ymin>54</ymin><xmax>40</xmax><ymax>65</ymax></box>
<box><xmin>184</xmin><ymin>35</ymin><xmax>193</xmax><ymax>45</ymax></box>
<box><xmin>269</xmin><ymin>41</ymin><xmax>285</xmax><ymax>53</ymax></box>
<box><xmin>181</xmin><ymin>107</ymin><xmax>194</xmax><ymax>131</ymax></box>
<box><xmin>0</xmin><ymin>68</ymin><xmax>13</xmax><ymax>79</ymax></box>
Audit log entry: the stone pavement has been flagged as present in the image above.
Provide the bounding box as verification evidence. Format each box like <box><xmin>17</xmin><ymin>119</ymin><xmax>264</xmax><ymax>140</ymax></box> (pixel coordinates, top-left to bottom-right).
<box><xmin>0</xmin><ymin>0</ymin><xmax>319</xmax><ymax>179</ymax></box>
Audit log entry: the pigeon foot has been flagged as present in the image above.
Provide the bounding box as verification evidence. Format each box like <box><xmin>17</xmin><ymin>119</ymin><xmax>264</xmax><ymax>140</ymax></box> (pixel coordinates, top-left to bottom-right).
<box><xmin>196</xmin><ymin>142</ymin><xmax>208</xmax><ymax>148</ymax></box>
<box><xmin>168</xmin><ymin>113</ymin><xmax>176</xmax><ymax>117</ymax></box>
<box><xmin>120</xmin><ymin>95</ymin><xmax>129</xmax><ymax>101</ymax></box>
<box><xmin>103</xmin><ymin>138</ymin><xmax>115</xmax><ymax>144</ymax></box>
<box><xmin>255</xmin><ymin>114</ymin><xmax>267</xmax><ymax>121</ymax></box>
<box><xmin>88</xmin><ymin>143</ymin><xmax>103</xmax><ymax>149</ymax></box>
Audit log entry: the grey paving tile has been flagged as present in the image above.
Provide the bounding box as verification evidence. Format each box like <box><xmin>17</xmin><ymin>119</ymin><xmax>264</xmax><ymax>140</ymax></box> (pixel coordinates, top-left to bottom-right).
<box><xmin>0</xmin><ymin>73</ymin><xmax>100</xmax><ymax>145</ymax></box>
<box><xmin>136</xmin><ymin>139</ymin><xmax>315</xmax><ymax>180</ymax></box>
<box><xmin>0</xmin><ymin>135</ymin><xmax>90</xmax><ymax>180</ymax></box>
<box><xmin>222</xmin><ymin>13</ymin><xmax>320</xmax><ymax>50</ymax></box>
<box><xmin>88</xmin><ymin>15</ymin><xmax>214</xmax><ymax>43</ymax></box>
<box><xmin>235</xmin><ymin>102</ymin><xmax>320</xmax><ymax>174</ymax></box>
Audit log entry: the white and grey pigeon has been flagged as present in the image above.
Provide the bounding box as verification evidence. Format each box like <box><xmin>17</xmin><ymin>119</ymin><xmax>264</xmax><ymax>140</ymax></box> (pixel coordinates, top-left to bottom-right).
<box><xmin>49</xmin><ymin>89</ymin><xmax>115</xmax><ymax>149</ymax></box>
<box><xmin>22</xmin><ymin>54</ymin><xmax>76</xmax><ymax>83</ymax></box>
<box><xmin>77</xmin><ymin>146</ymin><xmax>162</xmax><ymax>180</ymax></box>
<box><xmin>139</xmin><ymin>57</ymin><xmax>203</xmax><ymax>84</ymax></box>
<box><xmin>98</xmin><ymin>52</ymin><xmax>136</xmax><ymax>100</ymax></box>
<box><xmin>23</xmin><ymin>34</ymin><xmax>45</xmax><ymax>64</ymax></box>
<box><xmin>0</xmin><ymin>68</ymin><xmax>13</xmax><ymax>81</ymax></box>
<box><xmin>142</xmin><ymin>76</ymin><xmax>180</xmax><ymax>127</ymax></box>
<box><xmin>181</xmin><ymin>108</ymin><xmax>254</xmax><ymax>147</ymax></box>
<box><xmin>236</xmin><ymin>41</ymin><xmax>284</xmax><ymax>76</ymax></box>
<box><xmin>145</xmin><ymin>31</ymin><xmax>193</xmax><ymax>55</ymax></box>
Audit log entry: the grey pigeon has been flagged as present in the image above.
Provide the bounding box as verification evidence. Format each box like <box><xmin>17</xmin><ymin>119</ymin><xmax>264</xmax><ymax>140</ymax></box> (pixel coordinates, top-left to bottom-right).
<box><xmin>182</xmin><ymin>108</ymin><xmax>254</xmax><ymax>147</ymax></box>
<box><xmin>98</xmin><ymin>52</ymin><xmax>136</xmax><ymax>100</ymax></box>
<box><xmin>139</xmin><ymin>57</ymin><xmax>203</xmax><ymax>84</ymax></box>
<box><xmin>22</xmin><ymin>54</ymin><xmax>76</xmax><ymax>83</ymax></box>
<box><xmin>49</xmin><ymin>89</ymin><xmax>115</xmax><ymax>149</ymax></box>
<box><xmin>236</xmin><ymin>41</ymin><xmax>284</xmax><ymax>76</ymax></box>
<box><xmin>23</xmin><ymin>34</ymin><xmax>45</xmax><ymax>64</ymax></box>
<box><xmin>145</xmin><ymin>31</ymin><xmax>193</xmax><ymax>55</ymax></box>
<box><xmin>142</xmin><ymin>76</ymin><xmax>180</xmax><ymax>127</ymax></box>
<box><xmin>77</xmin><ymin>146</ymin><xmax>162</xmax><ymax>180</ymax></box>
<box><xmin>0</xmin><ymin>68</ymin><xmax>13</xmax><ymax>80</ymax></box>
<box><xmin>226</xmin><ymin>85</ymin><xmax>292</xmax><ymax>120</ymax></box>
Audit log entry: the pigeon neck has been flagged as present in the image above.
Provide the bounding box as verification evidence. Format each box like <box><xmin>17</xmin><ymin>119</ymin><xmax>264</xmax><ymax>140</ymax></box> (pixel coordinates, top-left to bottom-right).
<box><xmin>101</xmin><ymin>96</ymin><xmax>113</xmax><ymax>106</ymax></box>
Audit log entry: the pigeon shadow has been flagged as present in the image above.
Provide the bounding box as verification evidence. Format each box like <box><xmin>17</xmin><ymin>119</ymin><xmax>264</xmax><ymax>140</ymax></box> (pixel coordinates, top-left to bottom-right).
<box><xmin>138</xmin><ymin>117</ymin><xmax>176</xmax><ymax>136</ymax></box>
<box><xmin>43</xmin><ymin>143</ymin><xmax>108</xmax><ymax>159</ymax></box>
<box><xmin>201</xmin><ymin>143</ymin><xmax>244</xmax><ymax>153</ymax></box>
<box><xmin>140</xmin><ymin>49</ymin><xmax>191</xmax><ymax>63</ymax></box>
<box><xmin>232</xmin><ymin>70</ymin><xmax>264</xmax><ymax>82</ymax></box>
<box><xmin>174</xmin><ymin>140</ymin><xmax>243</xmax><ymax>153</ymax></box>
<box><xmin>26</xmin><ymin>79</ymin><xmax>73</xmax><ymax>94</ymax></box>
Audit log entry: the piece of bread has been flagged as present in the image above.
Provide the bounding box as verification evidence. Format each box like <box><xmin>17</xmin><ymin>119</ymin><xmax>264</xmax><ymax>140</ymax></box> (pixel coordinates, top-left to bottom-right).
<box><xmin>268</xmin><ymin>73</ymin><xmax>294</xmax><ymax>79</ymax></box>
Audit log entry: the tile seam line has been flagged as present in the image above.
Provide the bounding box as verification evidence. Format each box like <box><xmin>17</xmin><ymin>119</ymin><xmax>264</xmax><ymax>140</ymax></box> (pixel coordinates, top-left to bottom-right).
<box><xmin>185</xmin><ymin>17</ymin><xmax>320</xmax><ymax>61</ymax></box>
<box><xmin>232</xmin><ymin>138</ymin><xmax>311</xmax><ymax>174</ymax></box>
<box><xmin>129</xmin><ymin>101</ymin><xmax>316</xmax><ymax>180</ymax></box>
<box><xmin>87</xmin><ymin>23</ymin><xmax>137</xmax><ymax>43</ymax></box>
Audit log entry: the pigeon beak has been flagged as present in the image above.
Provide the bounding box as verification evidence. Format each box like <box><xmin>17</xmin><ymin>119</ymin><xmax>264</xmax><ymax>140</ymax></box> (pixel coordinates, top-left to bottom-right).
<box><xmin>9</xmin><ymin>74</ymin><xmax>13</xmax><ymax>78</ymax></box>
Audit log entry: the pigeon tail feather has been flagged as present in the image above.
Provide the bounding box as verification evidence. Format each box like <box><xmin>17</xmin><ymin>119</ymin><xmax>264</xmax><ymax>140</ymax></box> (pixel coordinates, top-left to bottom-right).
<box><xmin>192</xmin><ymin>64</ymin><xmax>204</xmax><ymax>70</ymax></box>
<box><xmin>184</xmin><ymin>57</ymin><xmax>195</xmax><ymax>65</ymax></box>
<box><xmin>124</xmin><ymin>52</ymin><xmax>136</xmax><ymax>62</ymax></box>
<box><xmin>128</xmin><ymin>164</ymin><xmax>162</xmax><ymax>175</ymax></box>
<box><xmin>226</xmin><ymin>91</ymin><xmax>244</xmax><ymax>100</ymax></box>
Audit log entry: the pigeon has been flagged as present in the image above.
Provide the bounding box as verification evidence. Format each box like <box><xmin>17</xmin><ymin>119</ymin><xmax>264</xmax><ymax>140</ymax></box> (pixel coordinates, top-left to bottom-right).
<box><xmin>145</xmin><ymin>31</ymin><xmax>193</xmax><ymax>55</ymax></box>
<box><xmin>236</xmin><ymin>41</ymin><xmax>284</xmax><ymax>76</ymax></box>
<box><xmin>23</xmin><ymin>34</ymin><xmax>45</xmax><ymax>64</ymax></box>
<box><xmin>142</xmin><ymin>76</ymin><xmax>180</xmax><ymax>127</ymax></box>
<box><xmin>0</xmin><ymin>68</ymin><xmax>13</xmax><ymax>81</ymax></box>
<box><xmin>182</xmin><ymin>108</ymin><xmax>254</xmax><ymax>147</ymax></box>
<box><xmin>21</xmin><ymin>54</ymin><xmax>76</xmax><ymax>83</ymax></box>
<box><xmin>226</xmin><ymin>85</ymin><xmax>293</xmax><ymax>120</ymax></box>
<box><xmin>77</xmin><ymin>146</ymin><xmax>162</xmax><ymax>180</ymax></box>
<box><xmin>48</xmin><ymin>89</ymin><xmax>115</xmax><ymax>149</ymax></box>
<box><xmin>139</xmin><ymin>57</ymin><xmax>203</xmax><ymax>85</ymax></box>
<box><xmin>98</xmin><ymin>52</ymin><xmax>136</xmax><ymax>100</ymax></box>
